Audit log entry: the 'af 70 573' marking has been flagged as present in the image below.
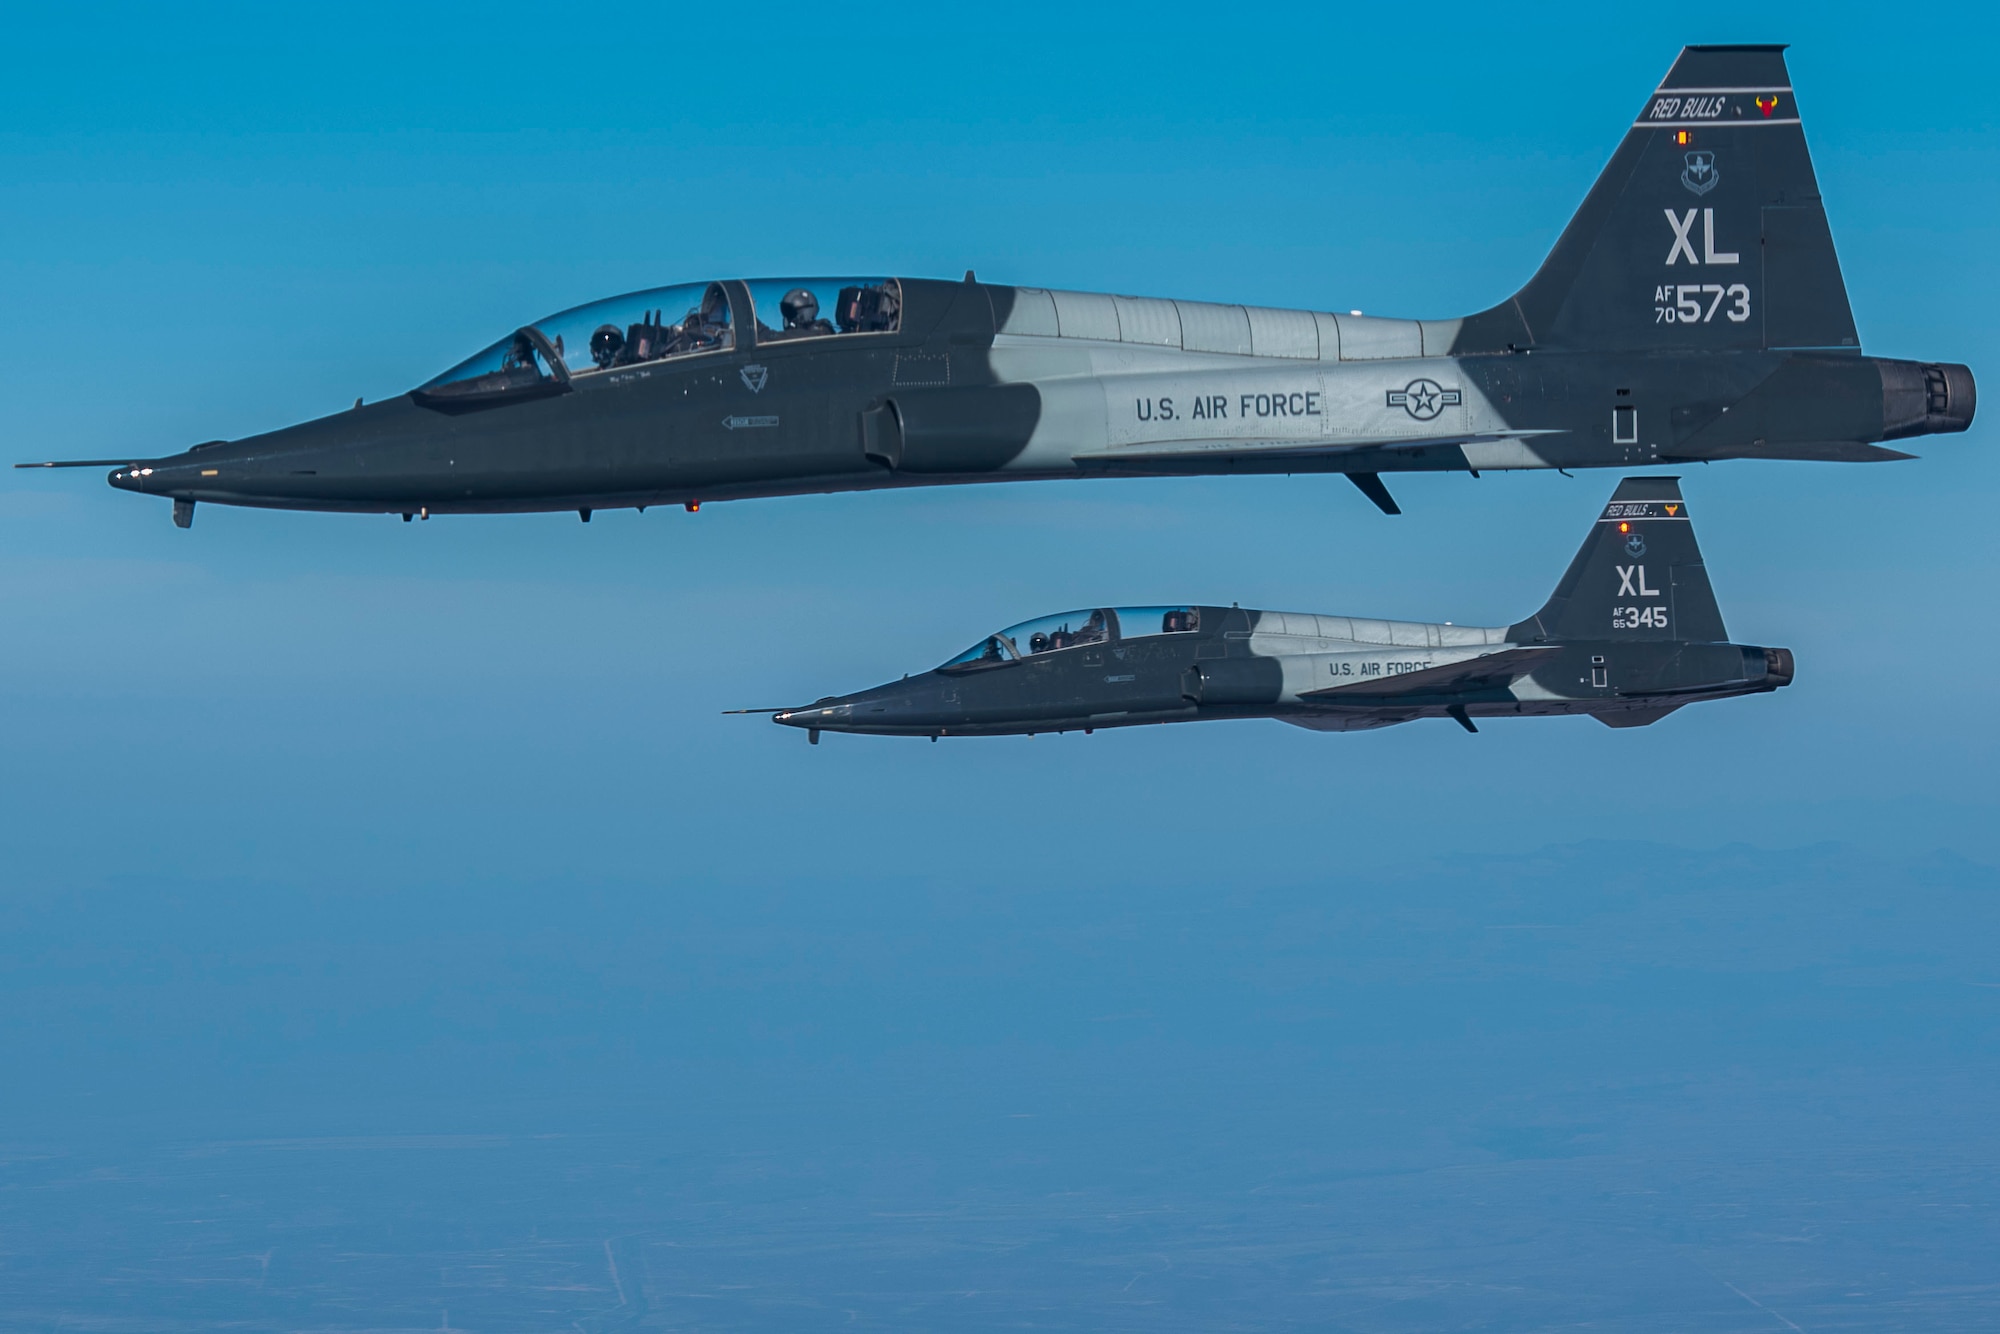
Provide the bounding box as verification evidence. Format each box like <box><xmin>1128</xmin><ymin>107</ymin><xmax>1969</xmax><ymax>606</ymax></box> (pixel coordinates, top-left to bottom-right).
<box><xmin>1654</xmin><ymin>283</ymin><xmax>1750</xmax><ymax>324</ymax></box>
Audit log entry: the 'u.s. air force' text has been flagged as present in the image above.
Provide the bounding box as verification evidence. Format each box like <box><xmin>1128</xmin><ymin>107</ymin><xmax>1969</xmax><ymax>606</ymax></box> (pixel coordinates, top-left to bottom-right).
<box><xmin>1134</xmin><ymin>392</ymin><xmax>1324</xmax><ymax>422</ymax></box>
<box><xmin>1326</xmin><ymin>658</ymin><xmax>1432</xmax><ymax>679</ymax></box>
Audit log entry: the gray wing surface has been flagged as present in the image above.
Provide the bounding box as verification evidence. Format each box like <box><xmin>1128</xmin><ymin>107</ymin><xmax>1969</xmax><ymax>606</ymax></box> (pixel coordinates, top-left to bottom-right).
<box><xmin>1072</xmin><ymin>431</ymin><xmax>1560</xmax><ymax>468</ymax></box>
<box><xmin>1298</xmin><ymin>647</ymin><xmax>1556</xmax><ymax>701</ymax></box>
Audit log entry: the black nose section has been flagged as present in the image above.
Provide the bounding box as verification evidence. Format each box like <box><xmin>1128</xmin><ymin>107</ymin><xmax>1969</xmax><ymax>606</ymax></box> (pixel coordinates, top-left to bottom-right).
<box><xmin>773</xmin><ymin>679</ymin><xmax>951</xmax><ymax>735</ymax></box>
<box><xmin>108</xmin><ymin>441</ymin><xmax>235</xmax><ymax>494</ymax></box>
<box><xmin>774</xmin><ymin>696</ymin><xmax>858</xmax><ymax>733</ymax></box>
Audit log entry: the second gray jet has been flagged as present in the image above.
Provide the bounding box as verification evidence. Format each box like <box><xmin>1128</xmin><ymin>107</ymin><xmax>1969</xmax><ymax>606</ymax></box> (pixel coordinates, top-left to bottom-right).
<box><xmin>767</xmin><ymin>478</ymin><xmax>1790</xmax><ymax>740</ymax></box>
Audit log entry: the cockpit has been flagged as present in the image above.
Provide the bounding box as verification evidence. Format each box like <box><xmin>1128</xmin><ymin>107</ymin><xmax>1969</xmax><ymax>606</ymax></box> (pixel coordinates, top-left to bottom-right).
<box><xmin>413</xmin><ymin>277</ymin><xmax>901</xmax><ymax>408</ymax></box>
<box><xmin>939</xmin><ymin>606</ymin><xmax>1202</xmax><ymax>672</ymax></box>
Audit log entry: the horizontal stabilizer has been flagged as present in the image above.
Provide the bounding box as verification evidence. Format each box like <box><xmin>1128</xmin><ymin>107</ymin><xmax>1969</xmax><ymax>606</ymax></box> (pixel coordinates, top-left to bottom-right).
<box><xmin>1300</xmin><ymin>646</ymin><xmax>1556</xmax><ymax>701</ymax></box>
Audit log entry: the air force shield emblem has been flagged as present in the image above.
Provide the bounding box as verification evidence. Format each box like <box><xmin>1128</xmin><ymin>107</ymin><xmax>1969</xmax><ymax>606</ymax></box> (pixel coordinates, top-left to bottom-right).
<box><xmin>1680</xmin><ymin>150</ymin><xmax>1719</xmax><ymax>197</ymax></box>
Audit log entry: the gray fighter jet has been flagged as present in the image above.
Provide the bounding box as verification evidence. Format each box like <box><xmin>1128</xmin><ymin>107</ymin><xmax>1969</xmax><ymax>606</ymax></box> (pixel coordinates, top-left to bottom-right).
<box><xmin>22</xmin><ymin>45</ymin><xmax>1975</xmax><ymax>527</ymax></box>
<box><xmin>762</xmin><ymin>477</ymin><xmax>1789</xmax><ymax>741</ymax></box>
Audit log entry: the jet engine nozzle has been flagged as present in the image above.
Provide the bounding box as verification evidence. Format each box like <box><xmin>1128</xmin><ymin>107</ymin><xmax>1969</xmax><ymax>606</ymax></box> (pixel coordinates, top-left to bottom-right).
<box><xmin>1756</xmin><ymin>646</ymin><xmax>1796</xmax><ymax>689</ymax></box>
<box><xmin>1881</xmin><ymin>361</ymin><xmax>1977</xmax><ymax>440</ymax></box>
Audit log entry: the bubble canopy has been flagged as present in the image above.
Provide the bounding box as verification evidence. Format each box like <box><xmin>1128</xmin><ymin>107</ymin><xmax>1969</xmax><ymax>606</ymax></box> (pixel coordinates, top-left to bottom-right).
<box><xmin>939</xmin><ymin>607</ymin><xmax>1202</xmax><ymax>671</ymax></box>
<box><xmin>413</xmin><ymin>278</ymin><xmax>900</xmax><ymax>408</ymax></box>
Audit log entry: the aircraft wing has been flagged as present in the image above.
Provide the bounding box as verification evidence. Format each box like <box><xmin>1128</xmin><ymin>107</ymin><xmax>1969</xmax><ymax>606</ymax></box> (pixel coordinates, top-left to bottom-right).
<box><xmin>1071</xmin><ymin>430</ymin><xmax>1562</xmax><ymax>469</ymax></box>
<box><xmin>1299</xmin><ymin>646</ymin><xmax>1557</xmax><ymax>701</ymax></box>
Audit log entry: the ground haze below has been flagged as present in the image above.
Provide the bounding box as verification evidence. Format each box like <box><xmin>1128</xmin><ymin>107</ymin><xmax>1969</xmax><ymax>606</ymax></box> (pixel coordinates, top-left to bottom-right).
<box><xmin>2</xmin><ymin>842</ymin><xmax>1994</xmax><ymax>1331</ymax></box>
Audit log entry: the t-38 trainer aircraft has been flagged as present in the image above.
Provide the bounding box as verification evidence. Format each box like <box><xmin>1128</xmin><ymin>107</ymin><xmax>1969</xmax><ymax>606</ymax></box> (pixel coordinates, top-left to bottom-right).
<box><xmin>22</xmin><ymin>46</ymin><xmax>1973</xmax><ymax>527</ymax></box>
<box><xmin>757</xmin><ymin>478</ymin><xmax>1789</xmax><ymax>741</ymax></box>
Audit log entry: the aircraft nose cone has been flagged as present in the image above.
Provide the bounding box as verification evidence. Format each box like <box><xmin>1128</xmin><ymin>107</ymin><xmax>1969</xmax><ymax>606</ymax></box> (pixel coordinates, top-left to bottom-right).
<box><xmin>109</xmin><ymin>451</ymin><xmax>217</xmax><ymax>494</ymax></box>
<box><xmin>774</xmin><ymin>700</ymin><xmax>853</xmax><ymax>730</ymax></box>
<box><xmin>773</xmin><ymin>679</ymin><xmax>936</xmax><ymax>734</ymax></box>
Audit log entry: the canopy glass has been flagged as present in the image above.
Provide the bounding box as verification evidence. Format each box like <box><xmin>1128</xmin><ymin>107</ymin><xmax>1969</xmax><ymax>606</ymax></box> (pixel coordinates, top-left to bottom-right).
<box><xmin>938</xmin><ymin>606</ymin><xmax>1201</xmax><ymax>671</ymax></box>
<box><xmin>414</xmin><ymin>278</ymin><xmax>900</xmax><ymax>407</ymax></box>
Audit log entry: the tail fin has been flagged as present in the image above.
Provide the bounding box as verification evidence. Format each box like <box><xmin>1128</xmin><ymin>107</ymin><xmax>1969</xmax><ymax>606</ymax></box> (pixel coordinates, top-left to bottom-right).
<box><xmin>1452</xmin><ymin>45</ymin><xmax>1859</xmax><ymax>355</ymax></box>
<box><xmin>1509</xmin><ymin>478</ymin><xmax>1727</xmax><ymax>644</ymax></box>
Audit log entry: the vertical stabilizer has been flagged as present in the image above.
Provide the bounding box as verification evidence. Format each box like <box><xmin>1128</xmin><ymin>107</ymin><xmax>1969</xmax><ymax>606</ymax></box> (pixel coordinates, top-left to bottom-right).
<box><xmin>1510</xmin><ymin>478</ymin><xmax>1727</xmax><ymax>644</ymax></box>
<box><xmin>1454</xmin><ymin>45</ymin><xmax>1859</xmax><ymax>355</ymax></box>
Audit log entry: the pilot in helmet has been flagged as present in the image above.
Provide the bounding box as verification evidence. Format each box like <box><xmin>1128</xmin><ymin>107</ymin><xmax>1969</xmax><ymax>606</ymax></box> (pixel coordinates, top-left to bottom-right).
<box><xmin>781</xmin><ymin>289</ymin><xmax>819</xmax><ymax>329</ymax></box>
<box><xmin>589</xmin><ymin>324</ymin><xmax>626</xmax><ymax>369</ymax></box>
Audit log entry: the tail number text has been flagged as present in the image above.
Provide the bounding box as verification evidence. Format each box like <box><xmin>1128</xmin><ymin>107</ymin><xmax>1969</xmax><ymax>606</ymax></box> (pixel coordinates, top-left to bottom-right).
<box><xmin>1654</xmin><ymin>283</ymin><xmax>1750</xmax><ymax>324</ymax></box>
<box><xmin>1613</xmin><ymin>605</ymin><xmax>1670</xmax><ymax>630</ymax></box>
<box><xmin>1613</xmin><ymin>563</ymin><xmax>1667</xmax><ymax>629</ymax></box>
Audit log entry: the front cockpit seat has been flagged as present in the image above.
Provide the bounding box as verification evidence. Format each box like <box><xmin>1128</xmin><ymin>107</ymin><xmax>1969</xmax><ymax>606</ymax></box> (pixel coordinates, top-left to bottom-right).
<box><xmin>675</xmin><ymin>283</ymin><xmax>733</xmax><ymax>353</ymax></box>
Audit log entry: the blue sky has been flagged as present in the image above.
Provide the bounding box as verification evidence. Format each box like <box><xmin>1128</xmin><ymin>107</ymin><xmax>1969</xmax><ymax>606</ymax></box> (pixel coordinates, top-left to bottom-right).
<box><xmin>2</xmin><ymin>4</ymin><xmax>1997</xmax><ymax>1327</ymax></box>
<box><xmin>4</xmin><ymin>3</ymin><xmax>1995</xmax><ymax>888</ymax></box>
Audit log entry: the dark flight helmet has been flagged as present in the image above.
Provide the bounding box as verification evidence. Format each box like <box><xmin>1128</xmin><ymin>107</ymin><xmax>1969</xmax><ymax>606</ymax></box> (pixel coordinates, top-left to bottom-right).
<box><xmin>780</xmin><ymin>288</ymin><xmax>820</xmax><ymax>329</ymax></box>
<box><xmin>588</xmin><ymin>323</ymin><xmax>625</xmax><ymax>369</ymax></box>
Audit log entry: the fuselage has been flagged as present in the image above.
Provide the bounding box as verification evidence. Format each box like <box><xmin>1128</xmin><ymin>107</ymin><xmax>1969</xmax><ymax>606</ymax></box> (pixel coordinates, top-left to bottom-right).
<box><xmin>105</xmin><ymin>276</ymin><xmax>1973</xmax><ymax>520</ymax></box>
<box><xmin>771</xmin><ymin>602</ymin><xmax>1794</xmax><ymax>739</ymax></box>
